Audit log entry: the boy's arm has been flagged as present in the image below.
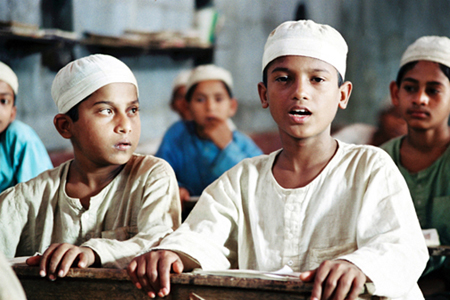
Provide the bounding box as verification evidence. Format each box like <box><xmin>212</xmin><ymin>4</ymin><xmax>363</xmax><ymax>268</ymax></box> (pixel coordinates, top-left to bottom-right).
<box><xmin>210</xmin><ymin>131</ymin><xmax>263</xmax><ymax>178</ymax></box>
<box><xmin>0</xmin><ymin>186</ymin><xmax>29</xmax><ymax>258</ymax></box>
<box><xmin>80</xmin><ymin>161</ymin><xmax>182</xmax><ymax>269</ymax></box>
<box><xmin>331</xmin><ymin>151</ymin><xmax>428</xmax><ymax>298</ymax></box>
<box><xmin>127</xmin><ymin>174</ymin><xmax>241</xmax><ymax>296</ymax></box>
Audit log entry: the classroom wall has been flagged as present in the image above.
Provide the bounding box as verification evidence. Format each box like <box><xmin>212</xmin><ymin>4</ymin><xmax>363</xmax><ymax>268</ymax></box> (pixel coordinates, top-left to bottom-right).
<box><xmin>1</xmin><ymin>0</ymin><xmax>450</xmax><ymax>151</ymax></box>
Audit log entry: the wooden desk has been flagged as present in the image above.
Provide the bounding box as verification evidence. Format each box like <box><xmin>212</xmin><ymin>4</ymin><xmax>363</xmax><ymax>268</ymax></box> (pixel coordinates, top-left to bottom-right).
<box><xmin>13</xmin><ymin>265</ymin><xmax>385</xmax><ymax>300</ymax></box>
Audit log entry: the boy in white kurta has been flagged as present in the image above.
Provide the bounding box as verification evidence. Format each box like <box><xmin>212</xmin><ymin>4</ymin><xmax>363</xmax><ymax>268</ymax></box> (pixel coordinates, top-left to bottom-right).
<box><xmin>127</xmin><ymin>21</ymin><xmax>428</xmax><ymax>300</ymax></box>
<box><xmin>0</xmin><ymin>54</ymin><xmax>181</xmax><ymax>279</ymax></box>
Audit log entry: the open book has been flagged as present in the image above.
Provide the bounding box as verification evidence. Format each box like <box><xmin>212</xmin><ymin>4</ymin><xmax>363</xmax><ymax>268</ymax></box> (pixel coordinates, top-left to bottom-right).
<box><xmin>191</xmin><ymin>265</ymin><xmax>302</xmax><ymax>281</ymax></box>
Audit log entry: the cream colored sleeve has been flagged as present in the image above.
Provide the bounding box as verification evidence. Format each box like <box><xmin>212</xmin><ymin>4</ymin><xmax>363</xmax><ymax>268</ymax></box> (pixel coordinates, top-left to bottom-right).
<box><xmin>82</xmin><ymin>159</ymin><xmax>182</xmax><ymax>269</ymax></box>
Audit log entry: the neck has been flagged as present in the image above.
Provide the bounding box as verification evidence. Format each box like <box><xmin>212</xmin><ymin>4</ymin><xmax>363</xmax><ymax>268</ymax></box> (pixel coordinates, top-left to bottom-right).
<box><xmin>66</xmin><ymin>159</ymin><xmax>125</xmax><ymax>209</ymax></box>
<box><xmin>273</xmin><ymin>130</ymin><xmax>337</xmax><ymax>188</ymax></box>
<box><xmin>279</xmin><ymin>129</ymin><xmax>336</xmax><ymax>168</ymax></box>
<box><xmin>406</xmin><ymin>125</ymin><xmax>450</xmax><ymax>151</ymax></box>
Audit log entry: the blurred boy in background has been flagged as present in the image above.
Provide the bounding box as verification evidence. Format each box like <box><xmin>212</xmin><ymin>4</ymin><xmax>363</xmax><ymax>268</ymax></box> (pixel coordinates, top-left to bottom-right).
<box><xmin>382</xmin><ymin>35</ymin><xmax>450</xmax><ymax>298</ymax></box>
<box><xmin>0</xmin><ymin>61</ymin><xmax>53</xmax><ymax>192</ymax></box>
<box><xmin>156</xmin><ymin>64</ymin><xmax>262</xmax><ymax>203</ymax></box>
<box><xmin>170</xmin><ymin>69</ymin><xmax>192</xmax><ymax>121</ymax></box>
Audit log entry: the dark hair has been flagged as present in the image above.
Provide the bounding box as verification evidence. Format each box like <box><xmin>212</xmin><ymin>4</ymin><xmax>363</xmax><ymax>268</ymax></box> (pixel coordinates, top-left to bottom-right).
<box><xmin>65</xmin><ymin>95</ymin><xmax>91</xmax><ymax>122</ymax></box>
<box><xmin>262</xmin><ymin>64</ymin><xmax>344</xmax><ymax>87</ymax></box>
<box><xmin>396</xmin><ymin>61</ymin><xmax>450</xmax><ymax>86</ymax></box>
<box><xmin>185</xmin><ymin>81</ymin><xmax>233</xmax><ymax>102</ymax></box>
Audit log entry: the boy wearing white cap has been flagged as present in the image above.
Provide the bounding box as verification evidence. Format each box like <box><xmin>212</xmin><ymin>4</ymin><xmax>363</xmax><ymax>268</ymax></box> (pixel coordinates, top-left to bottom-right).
<box><xmin>382</xmin><ymin>36</ymin><xmax>450</xmax><ymax>294</ymax></box>
<box><xmin>128</xmin><ymin>21</ymin><xmax>427</xmax><ymax>299</ymax></box>
<box><xmin>0</xmin><ymin>61</ymin><xmax>53</xmax><ymax>192</ymax></box>
<box><xmin>156</xmin><ymin>64</ymin><xmax>262</xmax><ymax>203</ymax></box>
<box><xmin>170</xmin><ymin>69</ymin><xmax>193</xmax><ymax>121</ymax></box>
<box><xmin>0</xmin><ymin>54</ymin><xmax>181</xmax><ymax>280</ymax></box>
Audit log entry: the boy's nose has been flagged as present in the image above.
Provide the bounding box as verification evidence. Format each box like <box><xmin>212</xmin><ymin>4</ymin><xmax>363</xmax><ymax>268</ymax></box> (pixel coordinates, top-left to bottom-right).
<box><xmin>414</xmin><ymin>90</ymin><xmax>430</xmax><ymax>106</ymax></box>
<box><xmin>292</xmin><ymin>79</ymin><xmax>309</xmax><ymax>100</ymax></box>
<box><xmin>116</xmin><ymin>113</ymin><xmax>132</xmax><ymax>133</ymax></box>
<box><xmin>205</xmin><ymin>98</ymin><xmax>214</xmax><ymax>110</ymax></box>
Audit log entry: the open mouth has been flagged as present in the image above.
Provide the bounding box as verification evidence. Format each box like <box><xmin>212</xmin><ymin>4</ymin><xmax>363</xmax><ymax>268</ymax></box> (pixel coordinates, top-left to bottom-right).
<box><xmin>289</xmin><ymin>109</ymin><xmax>311</xmax><ymax>116</ymax></box>
<box><xmin>114</xmin><ymin>141</ymin><xmax>131</xmax><ymax>150</ymax></box>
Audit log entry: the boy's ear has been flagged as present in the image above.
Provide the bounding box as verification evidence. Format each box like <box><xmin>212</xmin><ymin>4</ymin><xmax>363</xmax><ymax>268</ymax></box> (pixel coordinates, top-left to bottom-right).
<box><xmin>257</xmin><ymin>82</ymin><xmax>269</xmax><ymax>109</ymax></box>
<box><xmin>389</xmin><ymin>81</ymin><xmax>400</xmax><ymax>106</ymax></box>
<box><xmin>9</xmin><ymin>105</ymin><xmax>17</xmax><ymax>121</ymax></box>
<box><xmin>338</xmin><ymin>81</ymin><xmax>352</xmax><ymax>109</ymax></box>
<box><xmin>53</xmin><ymin>114</ymin><xmax>73</xmax><ymax>139</ymax></box>
<box><xmin>228</xmin><ymin>98</ymin><xmax>238</xmax><ymax>118</ymax></box>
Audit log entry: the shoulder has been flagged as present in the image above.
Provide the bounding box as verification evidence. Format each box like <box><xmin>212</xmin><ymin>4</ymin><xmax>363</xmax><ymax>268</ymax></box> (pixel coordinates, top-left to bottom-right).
<box><xmin>165</xmin><ymin>120</ymin><xmax>191</xmax><ymax>135</ymax></box>
<box><xmin>223</xmin><ymin>151</ymin><xmax>275</xmax><ymax>176</ymax></box>
<box><xmin>233</xmin><ymin>130</ymin><xmax>255</xmax><ymax>141</ymax></box>
<box><xmin>3</xmin><ymin>120</ymin><xmax>42</xmax><ymax>144</ymax></box>
<box><xmin>0</xmin><ymin>162</ymin><xmax>67</xmax><ymax>200</ymax></box>
<box><xmin>125</xmin><ymin>154</ymin><xmax>177</xmax><ymax>179</ymax></box>
<box><xmin>336</xmin><ymin>140</ymin><xmax>396</xmax><ymax>168</ymax></box>
<box><xmin>159</xmin><ymin>121</ymin><xmax>193</xmax><ymax>145</ymax></box>
<box><xmin>379</xmin><ymin>136</ymin><xmax>402</xmax><ymax>155</ymax></box>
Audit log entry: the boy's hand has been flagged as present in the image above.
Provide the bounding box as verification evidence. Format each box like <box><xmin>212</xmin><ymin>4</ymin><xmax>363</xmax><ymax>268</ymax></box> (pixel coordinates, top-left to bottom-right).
<box><xmin>299</xmin><ymin>259</ymin><xmax>366</xmax><ymax>300</ymax></box>
<box><xmin>127</xmin><ymin>250</ymin><xmax>184</xmax><ymax>298</ymax></box>
<box><xmin>26</xmin><ymin>243</ymin><xmax>98</xmax><ymax>280</ymax></box>
<box><xmin>202</xmin><ymin>117</ymin><xmax>232</xmax><ymax>149</ymax></box>
<box><xmin>179</xmin><ymin>187</ymin><xmax>191</xmax><ymax>203</ymax></box>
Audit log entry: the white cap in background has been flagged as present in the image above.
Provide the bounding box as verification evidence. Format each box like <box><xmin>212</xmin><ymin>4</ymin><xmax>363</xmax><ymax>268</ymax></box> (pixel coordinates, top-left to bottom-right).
<box><xmin>0</xmin><ymin>61</ymin><xmax>19</xmax><ymax>95</ymax></box>
<box><xmin>186</xmin><ymin>64</ymin><xmax>233</xmax><ymax>93</ymax></box>
<box><xmin>400</xmin><ymin>36</ymin><xmax>450</xmax><ymax>69</ymax></box>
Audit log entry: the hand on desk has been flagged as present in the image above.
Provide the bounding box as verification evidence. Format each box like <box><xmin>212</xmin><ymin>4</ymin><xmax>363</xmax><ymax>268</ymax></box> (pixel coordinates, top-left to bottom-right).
<box><xmin>25</xmin><ymin>243</ymin><xmax>99</xmax><ymax>281</ymax></box>
<box><xmin>127</xmin><ymin>250</ymin><xmax>183</xmax><ymax>298</ymax></box>
<box><xmin>299</xmin><ymin>259</ymin><xmax>366</xmax><ymax>300</ymax></box>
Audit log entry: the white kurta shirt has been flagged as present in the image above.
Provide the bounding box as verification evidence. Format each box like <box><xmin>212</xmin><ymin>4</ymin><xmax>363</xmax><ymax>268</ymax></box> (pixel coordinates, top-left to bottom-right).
<box><xmin>155</xmin><ymin>141</ymin><xmax>428</xmax><ymax>299</ymax></box>
<box><xmin>0</xmin><ymin>154</ymin><xmax>181</xmax><ymax>269</ymax></box>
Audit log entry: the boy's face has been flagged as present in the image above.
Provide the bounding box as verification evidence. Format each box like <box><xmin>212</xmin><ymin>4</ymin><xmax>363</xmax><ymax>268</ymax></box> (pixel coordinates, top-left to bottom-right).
<box><xmin>171</xmin><ymin>85</ymin><xmax>192</xmax><ymax>120</ymax></box>
<box><xmin>390</xmin><ymin>60</ymin><xmax>450</xmax><ymax>131</ymax></box>
<box><xmin>65</xmin><ymin>82</ymin><xmax>140</xmax><ymax>166</ymax></box>
<box><xmin>188</xmin><ymin>80</ymin><xmax>237</xmax><ymax>128</ymax></box>
<box><xmin>258</xmin><ymin>56</ymin><xmax>351</xmax><ymax>141</ymax></box>
<box><xmin>0</xmin><ymin>80</ymin><xmax>16</xmax><ymax>134</ymax></box>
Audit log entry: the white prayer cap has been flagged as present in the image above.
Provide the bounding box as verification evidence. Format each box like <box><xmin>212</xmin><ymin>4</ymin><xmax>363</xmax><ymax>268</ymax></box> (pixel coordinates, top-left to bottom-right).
<box><xmin>172</xmin><ymin>69</ymin><xmax>192</xmax><ymax>91</ymax></box>
<box><xmin>51</xmin><ymin>54</ymin><xmax>138</xmax><ymax>114</ymax></box>
<box><xmin>0</xmin><ymin>61</ymin><xmax>19</xmax><ymax>95</ymax></box>
<box><xmin>186</xmin><ymin>64</ymin><xmax>233</xmax><ymax>93</ymax></box>
<box><xmin>400</xmin><ymin>36</ymin><xmax>450</xmax><ymax>69</ymax></box>
<box><xmin>262</xmin><ymin>20</ymin><xmax>348</xmax><ymax>78</ymax></box>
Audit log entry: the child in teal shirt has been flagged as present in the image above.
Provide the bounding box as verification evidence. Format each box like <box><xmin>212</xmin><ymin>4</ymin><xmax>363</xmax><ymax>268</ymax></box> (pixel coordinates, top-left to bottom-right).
<box><xmin>0</xmin><ymin>61</ymin><xmax>52</xmax><ymax>192</ymax></box>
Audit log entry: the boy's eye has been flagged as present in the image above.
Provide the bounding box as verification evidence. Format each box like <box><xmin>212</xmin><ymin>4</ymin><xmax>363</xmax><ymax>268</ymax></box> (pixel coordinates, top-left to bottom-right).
<box><xmin>426</xmin><ymin>87</ymin><xmax>439</xmax><ymax>95</ymax></box>
<box><xmin>402</xmin><ymin>85</ymin><xmax>416</xmax><ymax>93</ymax></box>
<box><xmin>99</xmin><ymin>108</ymin><xmax>113</xmax><ymax>115</ymax></box>
<box><xmin>275</xmin><ymin>76</ymin><xmax>288</xmax><ymax>82</ymax></box>
<box><xmin>130</xmin><ymin>107</ymin><xmax>139</xmax><ymax>114</ymax></box>
<box><xmin>312</xmin><ymin>77</ymin><xmax>324</xmax><ymax>83</ymax></box>
<box><xmin>0</xmin><ymin>98</ymin><xmax>10</xmax><ymax>105</ymax></box>
<box><xmin>194</xmin><ymin>97</ymin><xmax>205</xmax><ymax>103</ymax></box>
